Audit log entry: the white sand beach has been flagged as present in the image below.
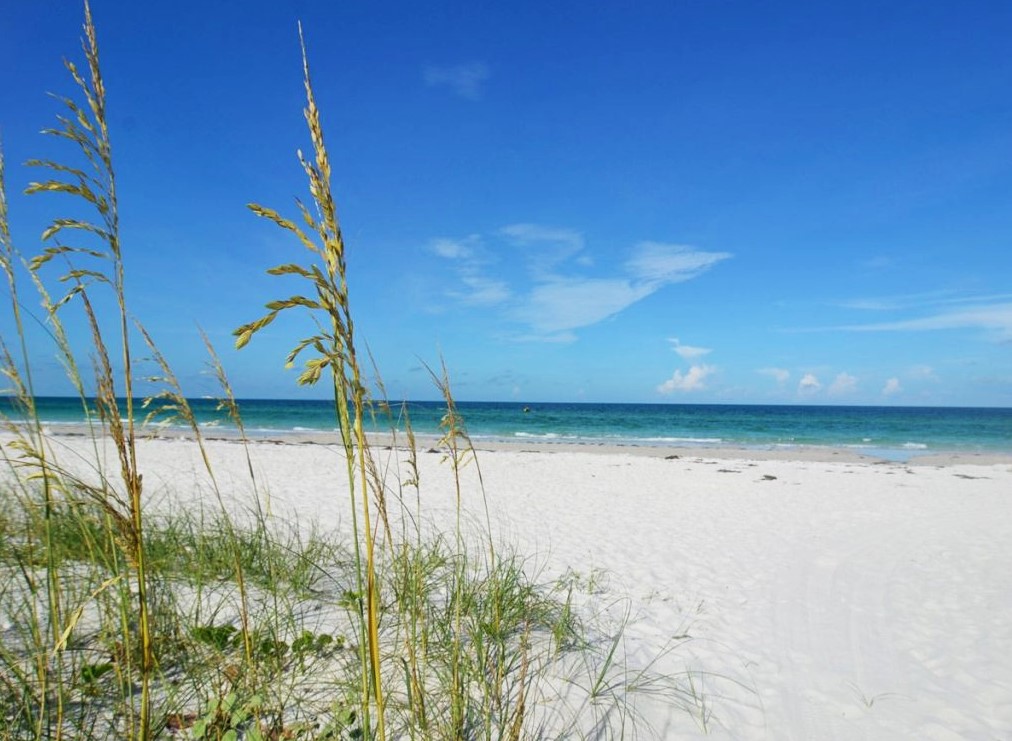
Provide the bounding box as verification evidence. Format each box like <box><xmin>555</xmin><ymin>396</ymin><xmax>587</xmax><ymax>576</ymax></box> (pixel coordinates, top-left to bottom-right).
<box><xmin>29</xmin><ymin>432</ymin><xmax>1012</xmax><ymax>738</ymax></box>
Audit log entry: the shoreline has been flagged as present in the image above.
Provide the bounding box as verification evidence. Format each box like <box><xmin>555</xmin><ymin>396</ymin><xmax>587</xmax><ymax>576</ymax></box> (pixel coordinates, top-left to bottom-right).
<box><xmin>27</xmin><ymin>420</ymin><xmax>1012</xmax><ymax>467</ymax></box>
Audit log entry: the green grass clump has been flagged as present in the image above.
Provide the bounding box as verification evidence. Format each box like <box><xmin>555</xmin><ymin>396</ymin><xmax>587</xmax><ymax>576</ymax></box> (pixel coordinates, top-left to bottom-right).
<box><xmin>0</xmin><ymin>3</ymin><xmax>706</xmax><ymax>739</ymax></box>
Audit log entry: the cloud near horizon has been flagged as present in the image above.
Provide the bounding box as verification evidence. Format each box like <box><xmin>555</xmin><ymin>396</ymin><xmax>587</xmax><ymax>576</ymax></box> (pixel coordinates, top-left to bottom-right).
<box><xmin>758</xmin><ymin>367</ymin><xmax>790</xmax><ymax>384</ymax></box>
<box><xmin>798</xmin><ymin>373</ymin><xmax>822</xmax><ymax>395</ymax></box>
<box><xmin>430</xmin><ymin>226</ymin><xmax>731</xmax><ymax>340</ymax></box>
<box><xmin>657</xmin><ymin>364</ymin><xmax>715</xmax><ymax>393</ymax></box>
<box><xmin>908</xmin><ymin>365</ymin><xmax>938</xmax><ymax>381</ymax></box>
<box><xmin>828</xmin><ymin>371</ymin><xmax>858</xmax><ymax>396</ymax></box>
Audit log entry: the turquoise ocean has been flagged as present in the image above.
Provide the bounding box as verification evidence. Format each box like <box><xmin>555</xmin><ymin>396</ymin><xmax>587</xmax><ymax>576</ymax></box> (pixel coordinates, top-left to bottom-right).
<box><xmin>7</xmin><ymin>397</ymin><xmax>1011</xmax><ymax>461</ymax></box>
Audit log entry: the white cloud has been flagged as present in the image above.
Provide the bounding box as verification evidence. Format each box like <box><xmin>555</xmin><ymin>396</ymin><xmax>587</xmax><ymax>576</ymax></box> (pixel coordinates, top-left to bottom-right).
<box><xmin>838</xmin><ymin>301</ymin><xmax>1012</xmax><ymax>342</ymax></box>
<box><xmin>431</xmin><ymin>227</ymin><xmax>731</xmax><ymax>340</ymax></box>
<box><xmin>431</xmin><ymin>236</ymin><xmax>509</xmax><ymax>305</ymax></box>
<box><xmin>430</xmin><ymin>236</ymin><xmax>479</xmax><ymax>260</ymax></box>
<box><xmin>758</xmin><ymin>367</ymin><xmax>790</xmax><ymax>384</ymax></box>
<box><xmin>626</xmin><ymin>242</ymin><xmax>731</xmax><ymax>285</ymax></box>
<box><xmin>499</xmin><ymin>223</ymin><xmax>586</xmax><ymax>276</ymax></box>
<box><xmin>908</xmin><ymin>364</ymin><xmax>938</xmax><ymax>381</ymax></box>
<box><xmin>838</xmin><ymin>289</ymin><xmax>956</xmax><ymax>311</ymax></box>
<box><xmin>828</xmin><ymin>372</ymin><xmax>858</xmax><ymax>396</ymax></box>
<box><xmin>839</xmin><ymin>290</ymin><xmax>1012</xmax><ymax>312</ymax></box>
<box><xmin>499</xmin><ymin>223</ymin><xmax>584</xmax><ymax>252</ymax></box>
<box><xmin>514</xmin><ymin>278</ymin><xmax>653</xmax><ymax>334</ymax></box>
<box><xmin>882</xmin><ymin>377</ymin><xmax>902</xmax><ymax>396</ymax></box>
<box><xmin>798</xmin><ymin>373</ymin><xmax>821</xmax><ymax>395</ymax></box>
<box><xmin>514</xmin><ymin>242</ymin><xmax>728</xmax><ymax>336</ymax></box>
<box><xmin>657</xmin><ymin>364</ymin><xmax>714</xmax><ymax>393</ymax></box>
<box><xmin>449</xmin><ymin>272</ymin><xmax>510</xmax><ymax>306</ymax></box>
<box><xmin>423</xmin><ymin>62</ymin><xmax>489</xmax><ymax>99</ymax></box>
<box><xmin>510</xmin><ymin>331</ymin><xmax>577</xmax><ymax>343</ymax></box>
<box><xmin>509</xmin><ymin>242</ymin><xmax>729</xmax><ymax>337</ymax></box>
<box><xmin>668</xmin><ymin>337</ymin><xmax>712</xmax><ymax>360</ymax></box>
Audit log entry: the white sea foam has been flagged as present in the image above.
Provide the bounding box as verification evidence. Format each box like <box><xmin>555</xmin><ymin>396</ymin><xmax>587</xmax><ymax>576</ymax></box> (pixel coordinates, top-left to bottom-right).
<box><xmin>640</xmin><ymin>436</ymin><xmax>723</xmax><ymax>444</ymax></box>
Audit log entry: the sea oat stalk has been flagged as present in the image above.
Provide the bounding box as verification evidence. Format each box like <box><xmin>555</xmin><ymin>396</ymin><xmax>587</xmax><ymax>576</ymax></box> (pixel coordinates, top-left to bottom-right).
<box><xmin>24</xmin><ymin>3</ymin><xmax>155</xmax><ymax>735</ymax></box>
<box><xmin>234</xmin><ymin>25</ymin><xmax>386</xmax><ymax>740</ymax></box>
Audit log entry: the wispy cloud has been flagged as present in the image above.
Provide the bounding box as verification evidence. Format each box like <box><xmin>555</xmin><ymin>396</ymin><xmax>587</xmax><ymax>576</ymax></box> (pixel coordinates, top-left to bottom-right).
<box><xmin>448</xmin><ymin>273</ymin><xmax>511</xmax><ymax>306</ymax></box>
<box><xmin>499</xmin><ymin>223</ymin><xmax>584</xmax><ymax>252</ymax></box>
<box><xmin>860</xmin><ymin>256</ymin><xmax>895</xmax><ymax>271</ymax></box>
<box><xmin>828</xmin><ymin>372</ymin><xmax>858</xmax><ymax>396</ymax></box>
<box><xmin>838</xmin><ymin>290</ymin><xmax>1012</xmax><ymax>312</ymax></box>
<box><xmin>758</xmin><ymin>367</ymin><xmax>790</xmax><ymax>384</ymax></box>
<box><xmin>841</xmin><ymin>302</ymin><xmax>1012</xmax><ymax>341</ymax></box>
<box><xmin>514</xmin><ymin>278</ymin><xmax>652</xmax><ymax>334</ymax></box>
<box><xmin>510</xmin><ymin>331</ymin><xmax>577</xmax><ymax>344</ymax></box>
<box><xmin>499</xmin><ymin>223</ymin><xmax>586</xmax><ymax>276</ymax></box>
<box><xmin>907</xmin><ymin>364</ymin><xmax>938</xmax><ymax>381</ymax></box>
<box><xmin>626</xmin><ymin>242</ymin><xmax>731</xmax><ymax>285</ymax></box>
<box><xmin>657</xmin><ymin>364</ymin><xmax>714</xmax><ymax>393</ymax></box>
<box><xmin>429</xmin><ymin>235</ymin><xmax>511</xmax><ymax>306</ymax></box>
<box><xmin>838</xmin><ymin>290</ymin><xmax>969</xmax><ymax>311</ymax></box>
<box><xmin>513</xmin><ymin>242</ymin><xmax>728</xmax><ymax>336</ymax></box>
<box><xmin>430</xmin><ymin>235</ymin><xmax>479</xmax><ymax>260</ymax></box>
<box><xmin>668</xmin><ymin>338</ymin><xmax>712</xmax><ymax>360</ymax></box>
<box><xmin>430</xmin><ymin>225</ymin><xmax>731</xmax><ymax>340</ymax></box>
<box><xmin>795</xmin><ymin>292</ymin><xmax>1012</xmax><ymax>344</ymax></box>
<box><xmin>423</xmin><ymin>62</ymin><xmax>490</xmax><ymax>100</ymax></box>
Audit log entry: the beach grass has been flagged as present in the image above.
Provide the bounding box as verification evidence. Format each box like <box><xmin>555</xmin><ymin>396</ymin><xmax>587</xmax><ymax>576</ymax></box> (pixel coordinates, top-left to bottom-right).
<box><xmin>0</xmin><ymin>3</ymin><xmax>703</xmax><ymax>738</ymax></box>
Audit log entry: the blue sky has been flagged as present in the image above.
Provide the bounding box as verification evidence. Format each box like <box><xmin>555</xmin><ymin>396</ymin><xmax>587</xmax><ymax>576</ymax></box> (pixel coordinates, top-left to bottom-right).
<box><xmin>2</xmin><ymin>1</ymin><xmax>1011</xmax><ymax>405</ymax></box>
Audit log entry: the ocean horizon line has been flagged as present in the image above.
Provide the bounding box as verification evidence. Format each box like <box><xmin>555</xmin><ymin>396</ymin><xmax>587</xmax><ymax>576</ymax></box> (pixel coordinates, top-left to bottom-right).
<box><xmin>4</xmin><ymin>395</ymin><xmax>1009</xmax><ymax>459</ymax></box>
<box><xmin>4</xmin><ymin>394</ymin><xmax>1011</xmax><ymax>411</ymax></box>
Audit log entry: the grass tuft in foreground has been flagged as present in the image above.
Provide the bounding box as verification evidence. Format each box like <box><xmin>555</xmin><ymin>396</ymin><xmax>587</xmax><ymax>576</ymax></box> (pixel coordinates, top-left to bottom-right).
<box><xmin>0</xmin><ymin>3</ymin><xmax>710</xmax><ymax>739</ymax></box>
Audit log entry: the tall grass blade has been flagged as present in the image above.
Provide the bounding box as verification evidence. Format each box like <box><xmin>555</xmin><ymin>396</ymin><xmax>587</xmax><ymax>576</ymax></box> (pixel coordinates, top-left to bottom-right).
<box><xmin>24</xmin><ymin>2</ymin><xmax>156</xmax><ymax>735</ymax></box>
<box><xmin>234</xmin><ymin>23</ymin><xmax>387</xmax><ymax>741</ymax></box>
